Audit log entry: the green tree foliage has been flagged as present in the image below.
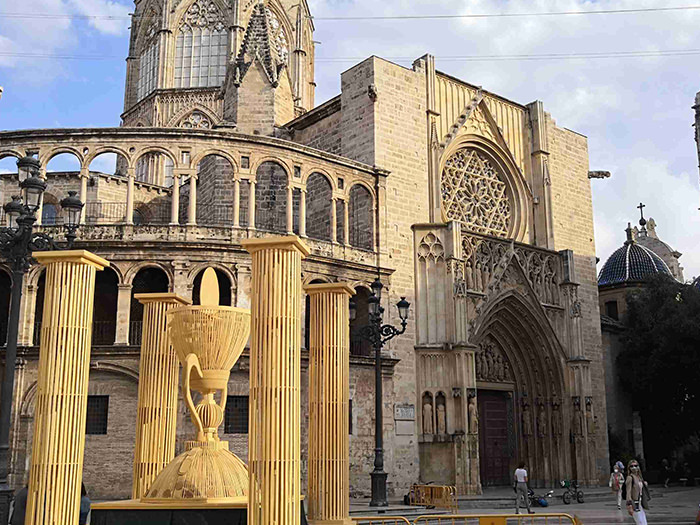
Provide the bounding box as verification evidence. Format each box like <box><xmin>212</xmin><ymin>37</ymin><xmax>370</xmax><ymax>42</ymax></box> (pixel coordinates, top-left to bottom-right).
<box><xmin>618</xmin><ymin>275</ymin><xmax>700</xmax><ymax>450</ymax></box>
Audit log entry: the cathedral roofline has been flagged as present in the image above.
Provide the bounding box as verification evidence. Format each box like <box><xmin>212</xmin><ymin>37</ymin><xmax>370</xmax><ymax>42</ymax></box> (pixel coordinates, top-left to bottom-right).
<box><xmin>434</xmin><ymin>69</ymin><xmax>528</xmax><ymax>111</ymax></box>
<box><xmin>286</xmin><ymin>95</ymin><xmax>341</xmax><ymax>131</ymax></box>
<box><xmin>0</xmin><ymin>127</ymin><xmax>386</xmax><ymax>176</ymax></box>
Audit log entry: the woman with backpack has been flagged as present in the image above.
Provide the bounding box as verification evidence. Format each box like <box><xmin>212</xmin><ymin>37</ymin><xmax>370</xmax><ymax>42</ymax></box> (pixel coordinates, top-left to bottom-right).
<box><xmin>609</xmin><ymin>463</ymin><xmax>625</xmax><ymax>510</ymax></box>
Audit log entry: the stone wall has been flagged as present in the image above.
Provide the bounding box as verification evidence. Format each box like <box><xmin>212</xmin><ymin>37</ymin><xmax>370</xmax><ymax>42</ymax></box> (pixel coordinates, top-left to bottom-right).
<box><xmin>547</xmin><ymin>115</ymin><xmax>609</xmax><ymax>481</ymax></box>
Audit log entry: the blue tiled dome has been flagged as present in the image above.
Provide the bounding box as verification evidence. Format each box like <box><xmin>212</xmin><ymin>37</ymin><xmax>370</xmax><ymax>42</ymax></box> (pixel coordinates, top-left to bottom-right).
<box><xmin>598</xmin><ymin>226</ymin><xmax>672</xmax><ymax>287</ymax></box>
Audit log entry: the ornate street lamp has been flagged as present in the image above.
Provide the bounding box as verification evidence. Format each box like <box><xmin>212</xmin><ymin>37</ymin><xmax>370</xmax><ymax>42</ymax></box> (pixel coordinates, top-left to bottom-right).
<box><xmin>0</xmin><ymin>156</ymin><xmax>83</xmax><ymax>523</ymax></box>
<box><xmin>349</xmin><ymin>280</ymin><xmax>410</xmax><ymax>507</ymax></box>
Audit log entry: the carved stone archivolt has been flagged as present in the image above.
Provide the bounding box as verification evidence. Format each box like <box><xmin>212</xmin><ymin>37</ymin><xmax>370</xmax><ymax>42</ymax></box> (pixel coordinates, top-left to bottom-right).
<box><xmin>475</xmin><ymin>337</ymin><xmax>512</xmax><ymax>382</ymax></box>
<box><xmin>441</xmin><ymin>148</ymin><xmax>511</xmax><ymax>238</ymax></box>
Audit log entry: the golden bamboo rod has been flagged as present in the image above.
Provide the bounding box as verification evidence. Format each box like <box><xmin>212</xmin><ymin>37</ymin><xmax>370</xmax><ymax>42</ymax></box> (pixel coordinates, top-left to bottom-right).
<box><xmin>24</xmin><ymin>250</ymin><xmax>109</xmax><ymax>525</ymax></box>
<box><xmin>305</xmin><ymin>282</ymin><xmax>354</xmax><ymax>525</ymax></box>
<box><xmin>131</xmin><ymin>293</ymin><xmax>190</xmax><ymax>500</ymax></box>
<box><xmin>242</xmin><ymin>236</ymin><xmax>309</xmax><ymax>525</ymax></box>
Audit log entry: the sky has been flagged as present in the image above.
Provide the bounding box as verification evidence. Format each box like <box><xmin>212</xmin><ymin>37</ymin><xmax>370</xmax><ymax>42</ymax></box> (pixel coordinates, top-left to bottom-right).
<box><xmin>0</xmin><ymin>0</ymin><xmax>699</xmax><ymax>279</ymax></box>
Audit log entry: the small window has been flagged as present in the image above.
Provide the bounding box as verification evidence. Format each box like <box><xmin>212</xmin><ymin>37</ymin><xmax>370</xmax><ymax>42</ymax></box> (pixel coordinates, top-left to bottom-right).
<box><xmin>294</xmin><ymin>166</ymin><xmax>301</xmax><ymax>179</ymax></box>
<box><xmin>605</xmin><ymin>300</ymin><xmax>618</xmax><ymax>320</ymax></box>
<box><xmin>86</xmin><ymin>395</ymin><xmax>109</xmax><ymax>435</ymax></box>
<box><xmin>225</xmin><ymin>395</ymin><xmax>249</xmax><ymax>434</ymax></box>
<box><xmin>241</xmin><ymin>156</ymin><xmax>250</xmax><ymax>169</ymax></box>
<box><xmin>338</xmin><ymin>177</ymin><xmax>344</xmax><ymax>190</ymax></box>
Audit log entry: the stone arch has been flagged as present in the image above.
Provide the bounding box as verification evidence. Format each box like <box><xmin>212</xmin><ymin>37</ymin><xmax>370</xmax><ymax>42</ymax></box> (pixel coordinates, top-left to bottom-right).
<box><xmin>255</xmin><ymin>160</ymin><xmax>288</xmax><ymax>233</ymax></box>
<box><xmin>348</xmin><ymin>184</ymin><xmax>374</xmax><ymax>251</ymax></box>
<box><xmin>301</xmin><ymin>168</ymin><xmax>336</xmax><ymax>191</ymax></box>
<box><xmin>349</xmin><ymin>285</ymin><xmax>372</xmax><ymax>357</ymax></box>
<box><xmin>471</xmin><ymin>288</ymin><xmax>570</xmax><ymax>487</ymax></box>
<box><xmin>124</xmin><ymin>261</ymin><xmax>173</xmax><ymax>288</ymax></box>
<box><xmin>87</xmin><ymin>149</ymin><xmax>130</xmax><ymax>178</ymax></box>
<box><xmin>43</xmin><ymin>150</ymin><xmax>83</xmax><ymax>173</ymax></box>
<box><xmin>0</xmin><ymin>150</ymin><xmax>23</xmax><ymax>161</ymax></box>
<box><xmin>129</xmin><ymin>265</ymin><xmax>170</xmax><ymax>346</ymax></box>
<box><xmin>305</xmin><ymin>172</ymin><xmax>333</xmax><ymax>241</ymax></box>
<box><xmin>92</xmin><ymin>267</ymin><xmax>120</xmax><ymax>345</ymax></box>
<box><xmin>85</xmin><ymin>146</ymin><xmax>131</xmax><ymax>170</ymax></box>
<box><xmin>133</xmin><ymin>148</ymin><xmax>177</xmax><ymax>186</ymax></box>
<box><xmin>439</xmin><ymin>135</ymin><xmax>530</xmax><ymax>243</ymax></box>
<box><xmin>195</xmin><ymin>153</ymin><xmax>237</xmax><ymax>225</ymax></box>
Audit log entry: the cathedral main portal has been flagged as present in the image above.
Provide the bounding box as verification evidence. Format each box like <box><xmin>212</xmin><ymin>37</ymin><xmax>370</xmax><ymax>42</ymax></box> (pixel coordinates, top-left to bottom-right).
<box><xmin>478</xmin><ymin>390</ymin><xmax>515</xmax><ymax>486</ymax></box>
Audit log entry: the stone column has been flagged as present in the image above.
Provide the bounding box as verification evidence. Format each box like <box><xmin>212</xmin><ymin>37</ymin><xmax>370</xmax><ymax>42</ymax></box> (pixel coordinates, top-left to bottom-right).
<box><xmin>331</xmin><ymin>198</ymin><xmax>338</xmax><ymax>243</ymax></box>
<box><xmin>79</xmin><ymin>167</ymin><xmax>89</xmax><ymax>224</ymax></box>
<box><xmin>35</xmin><ymin>169</ymin><xmax>47</xmax><ymax>226</ymax></box>
<box><xmin>170</xmin><ymin>174</ymin><xmax>180</xmax><ymax>225</ymax></box>
<box><xmin>132</xmin><ymin>293</ymin><xmax>190</xmax><ymax>499</ymax></box>
<box><xmin>305</xmin><ymin>282</ymin><xmax>354</xmax><ymax>525</ymax></box>
<box><xmin>343</xmin><ymin>198</ymin><xmax>349</xmax><ymax>245</ymax></box>
<box><xmin>233</xmin><ymin>179</ymin><xmax>241</xmax><ymax>228</ymax></box>
<box><xmin>235</xmin><ymin>264</ymin><xmax>252</xmax><ymax>309</ymax></box>
<box><xmin>115</xmin><ymin>283</ymin><xmax>132</xmax><ymax>345</ymax></box>
<box><xmin>242</xmin><ymin>236</ymin><xmax>309</xmax><ymax>525</ymax></box>
<box><xmin>248</xmin><ymin>181</ymin><xmax>256</xmax><ymax>229</ymax></box>
<box><xmin>299</xmin><ymin>190</ymin><xmax>307</xmax><ymax>237</ymax></box>
<box><xmin>25</xmin><ymin>250</ymin><xmax>109</xmax><ymax>525</ymax></box>
<box><xmin>187</xmin><ymin>174</ymin><xmax>198</xmax><ymax>225</ymax></box>
<box><xmin>126</xmin><ymin>167</ymin><xmax>135</xmax><ymax>225</ymax></box>
<box><xmin>287</xmin><ymin>186</ymin><xmax>294</xmax><ymax>233</ymax></box>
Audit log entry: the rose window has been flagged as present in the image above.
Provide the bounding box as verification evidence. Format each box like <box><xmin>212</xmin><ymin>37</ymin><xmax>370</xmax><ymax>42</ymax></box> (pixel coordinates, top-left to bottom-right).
<box><xmin>441</xmin><ymin>148</ymin><xmax>511</xmax><ymax>237</ymax></box>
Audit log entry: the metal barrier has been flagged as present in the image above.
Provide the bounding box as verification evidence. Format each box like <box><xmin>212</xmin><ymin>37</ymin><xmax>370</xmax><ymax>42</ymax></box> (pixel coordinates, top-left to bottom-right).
<box><xmin>412</xmin><ymin>513</ymin><xmax>578</xmax><ymax>525</ymax></box>
<box><xmin>351</xmin><ymin>517</ymin><xmax>412</xmax><ymax>525</ymax></box>
<box><xmin>409</xmin><ymin>485</ymin><xmax>459</xmax><ymax>512</ymax></box>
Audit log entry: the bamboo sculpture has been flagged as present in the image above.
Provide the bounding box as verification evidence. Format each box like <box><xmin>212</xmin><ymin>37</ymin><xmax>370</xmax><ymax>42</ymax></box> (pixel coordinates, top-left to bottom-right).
<box><xmin>242</xmin><ymin>236</ymin><xmax>309</xmax><ymax>525</ymax></box>
<box><xmin>305</xmin><ymin>282</ymin><xmax>355</xmax><ymax>525</ymax></box>
<box><xmin>131</xmin><ymin>293</ymin><xmax>190</xmax><ymax>499</ymax></box>
<box><xmin>24</xmin><ymin>250</ymin><xmax>109</xmax><ymax>525</ymax></box>
<box><xmin>143</xmin><ymin>268</ymin><xmax>250</xmax><ymax>503</ymax></box>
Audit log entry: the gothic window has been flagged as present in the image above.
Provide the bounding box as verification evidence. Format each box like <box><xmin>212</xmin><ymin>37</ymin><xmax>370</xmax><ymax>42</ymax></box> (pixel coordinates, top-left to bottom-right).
<box><xmin>174</xmin><ymin>1</ymin><xmax>228</xmax><ymax>88</ymax></box>
<box><xmin>441</xmin><ymin>147</ymin><xmax>512</xmax><ymax>238</ymax></box>
<box><xmin>137</xmin><ymin>27</ymin><xmax>160</xmax><ymax>101</ymax></box>
<box><xmin>179</xmin><ymin>110</ymin><xmax>212</xmax><ymax>129</ymax></box>
<box><xmin>264</xmin><ymin>7</ymin><xmax>288</xmax><ymax>65</ymax></box>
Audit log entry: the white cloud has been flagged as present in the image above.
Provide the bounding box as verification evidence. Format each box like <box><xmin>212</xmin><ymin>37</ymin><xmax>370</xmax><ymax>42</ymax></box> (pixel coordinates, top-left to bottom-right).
<box><xmin>68</xmin><ymin>0</ymin><xmax>130</xmax><ymax>36</ymax></box>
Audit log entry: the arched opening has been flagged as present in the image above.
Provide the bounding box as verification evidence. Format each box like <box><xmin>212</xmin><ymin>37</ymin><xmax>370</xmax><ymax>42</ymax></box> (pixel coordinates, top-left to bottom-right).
<box><xmin>192</xmin><ymin>268</ymin><xmax>232</xmax><ymax>306</ymax></box>
<box><xmin>46</xmin><ymin>152</ymin><xmax>81</xmax><ymax>175</ymax></box>
<box><xmin>349</xmin><ymin>185</ymin><xmax>374</xmax><ymax>251</ymax></box>
<box><xmin>255</xmin><ymin>162</ymin><xmax>288</xmax><ymax>233</ymax></box>
<box><xmin>33</xmin><ymin>272</ymin><xmax>46</xmax><ymax>346</ymax></box>
<box><xmin>0</xmin><ymin>156</ymin><xmax>18</xmax><ymax>175</ymax></box>
<box><xmin>305</xmin><ymin>173</ymin><xmax>332</xmax><ymax>241</ymax></box>
<box><xmin>350</xmin><ymin>286</ymin><xmax>372</xmax><ymax>357</ymax></box>
<box><xmin>303</xmin><ymin>278</ymin><xmax>326</xmax><ymax>349</ymax></box>
<box><xmin>0</xmin><ymin>270</ymin><xmax>10</xmax><ymax>345</ymax></box>
<box><xmin>196</xmin><ymin>154</ymin><xmax>235</xmax><ymax>226</ymax></box>
<box><xmin>474</xmin><ymin>292</ymin><xmax>569</xmax><ymax>488</ymax></box>
<box><xmin>129</xmin><ymin>267</ymin><xmax>169</xmax><ymax>346</ymax></box>
<box><xmin>87</xmin><ymin>153</ymin><xmax>129</xmax><ymax>224</ymax></box>
<box><xmin>92</xmin><ymin>268</ymin><xmax>119</xmax><ymax>345</ymax></box>
<box><xmin>135</xmin><ymin>152</ymin><xmax>174</xmax><ymax>187</ymax></box>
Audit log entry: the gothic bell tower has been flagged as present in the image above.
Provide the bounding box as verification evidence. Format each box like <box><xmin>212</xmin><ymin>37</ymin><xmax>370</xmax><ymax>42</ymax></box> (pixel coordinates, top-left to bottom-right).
<box><xmin>121</xmin><ymin>0</ymin><xmax>315</xmax><ymax>134</ymax></box>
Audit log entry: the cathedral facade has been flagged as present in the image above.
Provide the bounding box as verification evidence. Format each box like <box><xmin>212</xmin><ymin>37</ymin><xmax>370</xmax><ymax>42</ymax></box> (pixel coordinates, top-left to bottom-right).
<box><xmin>0</xmin><ymin>0</ymin><xmax>608</xmax><ymax>499</ymax></box>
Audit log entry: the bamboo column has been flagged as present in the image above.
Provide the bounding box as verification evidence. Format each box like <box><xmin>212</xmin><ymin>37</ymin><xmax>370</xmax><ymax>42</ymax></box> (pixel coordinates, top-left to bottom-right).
<box><xmin>131</xmin><ymin>292</ymin><xmax>190</xmax><ymax>500</ymax></box>
<box><xmin>242</xmin><ymin>236</ymin><xmax>309</xmax><ymax>525</ymax></box>
<box><xmin>24</xmin><ymin>250</ymin><xmax>109</xmax><ymax>525</ymax></box>
<box><xmin>305</xmin><ymin>282</ymin><xmax>354</xmax><ymax>525</ymax></box>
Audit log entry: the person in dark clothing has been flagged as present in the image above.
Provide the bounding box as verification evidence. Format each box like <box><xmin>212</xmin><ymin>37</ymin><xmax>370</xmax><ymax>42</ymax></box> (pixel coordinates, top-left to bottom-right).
<box><xmin>80</xmin><ymin>483</ymin><xmax>91</xmax><ymax>525</ymax></box>
<box><xmin>9</xmin><ymin>485</ymin><xmax>28</xmax><ymax>525</ymax></box>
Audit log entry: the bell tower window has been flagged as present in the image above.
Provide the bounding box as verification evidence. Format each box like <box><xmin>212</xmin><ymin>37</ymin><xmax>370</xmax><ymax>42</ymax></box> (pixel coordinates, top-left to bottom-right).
<box><xmin>137</xmin><ymin>37</ymin><xmax>160</xmax><ymax>101</ymax></box>
<box><xmin>174</xmin><ymin>1</ymin><xmax>229</xmax><ymax>89</ymax></box>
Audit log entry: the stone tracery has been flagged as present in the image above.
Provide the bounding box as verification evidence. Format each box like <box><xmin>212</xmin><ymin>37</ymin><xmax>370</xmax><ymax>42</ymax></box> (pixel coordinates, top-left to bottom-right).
<box><xmin>441</xmin><ymin>148</ymin><xmax>511</xmax><ymax>238</ymax></box>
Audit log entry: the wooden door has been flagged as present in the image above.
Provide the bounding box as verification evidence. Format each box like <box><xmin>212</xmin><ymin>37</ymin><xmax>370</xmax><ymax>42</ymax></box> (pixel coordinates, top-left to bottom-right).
<box><xmin>478</xmin><ymin>390</ymin><xmax>515</xmax><ymax>486</ymax></box>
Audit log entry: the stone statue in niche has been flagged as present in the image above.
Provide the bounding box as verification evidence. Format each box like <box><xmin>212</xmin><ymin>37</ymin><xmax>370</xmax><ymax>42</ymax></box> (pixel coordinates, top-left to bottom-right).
<box><xmin>466</xmin><ymin>262</ymin><xmax>474</xmax><ymax>290</ymax></box>
<box><xmin>476</xmin><ymin>341</ymin><xmax>511</xmax><ymax>382</ymax></box>
<box><xmin>482</xmin><ymin>265</ymin><xmax>490</xmax><ymax>292</ymax></box>
<box><xmin>495</xmin><ymin>354</ymin><xmax>505</xmax><ymax>381</ymax></box>
<box><xmin>585</xmin><ymin>398</ymin><xmax>595</xmax><ymax>435</ymax></box>
<box><xmin>423</xmin><ymin>401</ymin><xmax>434</xmax><ymax>435</ymax></box>
<box><xmin>437</xmin><ymin>404</ymin><xmax>447</xmax><ymax>435</ymax></box>
<box><xmin>522</xmin><ymin>399</ymin><xmax>533</xmax><ymax>436</ymax></box>
<box><xmin>551</xmin><ymin>396</ymin><xmax>562</xmax><ymax>436</ymax></box>
<box><xmin>572</xmin><ymin>398</ymin><xmax>583</xmax><ymax>437</ymax></box>
<box><xmin>537</xmin><ymin>401</ymin><xmax>547</xmax><ymax>437</ymax></box>
<box><xmin>468</xmin><ymin>395</ymin><xmax>479</xmax><ymax>435</ymax></box>
<box><xmin>474</xmin><ymin>262</ymin><xmax>483</xmax><ymax>292</ymax></box>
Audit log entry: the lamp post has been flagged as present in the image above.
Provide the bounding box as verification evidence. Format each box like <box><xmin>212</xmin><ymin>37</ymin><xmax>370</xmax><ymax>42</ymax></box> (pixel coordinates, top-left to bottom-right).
<box><xmin>349</xmin><ymin>278</ymin><xmax>410</xmax><ymax>507</ymax></box>
<box><xmin>0</xmin><ymin>156</ymin><xmax>84</xmax><ymax>522</ymax></box>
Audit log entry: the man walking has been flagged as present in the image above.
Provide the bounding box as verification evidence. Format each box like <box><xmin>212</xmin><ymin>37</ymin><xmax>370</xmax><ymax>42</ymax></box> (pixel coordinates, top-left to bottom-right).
<box><xmin>514</xmin><ymin>462</ymin><xmax>534</xmax><ymax>514</ymax></box>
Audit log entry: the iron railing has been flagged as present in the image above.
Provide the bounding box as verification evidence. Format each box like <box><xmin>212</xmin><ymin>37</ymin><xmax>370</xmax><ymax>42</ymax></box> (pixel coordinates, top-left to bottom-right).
<box><xmin>352</xmin><ymin>518</ymin><xmax>412</xmax><ymax>525</ymax></box>
<box><xmin>412</xmin><ymin>514</ymin><xmax>577</xmax><ymax>525</ymax></box>
<box><xmin>91</xmin><ymin>320</ymin><xmax>116</xmax><ymax>345</ymax></box>
<box><xmin>129</xmin><ymin>320</ymin><xmax>143</xmax><ymax>346</ymax></box>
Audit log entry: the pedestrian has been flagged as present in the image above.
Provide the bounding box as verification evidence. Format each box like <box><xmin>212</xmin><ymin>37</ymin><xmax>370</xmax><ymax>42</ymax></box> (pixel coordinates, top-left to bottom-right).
<box><xmin>609</xmin><ymin>463</ymin><xmax>625</xmax><ymax>510</ymax></box>
<box><xmin>513</xmin><ymin>461</ymin><xmax>534</xmax><ymax>515</ymax></box>
<box><xmin>9</xmin><ymin>485</ymin><xmax>27</xmax><ymax>525</ymax></box>
<box><xmin>626</xmin><ymin>459</ymin><xmax>650</xmax><ymax>525</ymax></box>
<box><xmin>661</xmin><ymin>458</ymin><xmax>671</xmax><ymax>488</ymax></box>
<box><xmin>80</xmin><ymin>482</ymin><xmax>91</xmax><ymax>525</ymax></box>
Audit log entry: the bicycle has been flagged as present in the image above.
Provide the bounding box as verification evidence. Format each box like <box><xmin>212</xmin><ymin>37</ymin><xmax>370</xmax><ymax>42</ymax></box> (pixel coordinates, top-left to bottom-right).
<box><xmin>560</xmin><ymin>479</ymin><xmax>584</xmax><ymax>504</ymax></box>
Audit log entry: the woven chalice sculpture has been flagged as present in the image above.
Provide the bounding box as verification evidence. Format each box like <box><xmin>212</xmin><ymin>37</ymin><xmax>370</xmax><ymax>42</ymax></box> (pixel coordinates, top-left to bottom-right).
<box><xmin>143</xmin><ymin>268</ymin><xmax>251</xmax><ymax>504</ymax></box>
